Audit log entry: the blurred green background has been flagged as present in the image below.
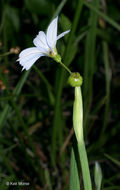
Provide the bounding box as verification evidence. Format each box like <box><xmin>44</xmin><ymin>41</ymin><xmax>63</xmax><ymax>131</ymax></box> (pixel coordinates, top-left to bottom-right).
<box><xmin>0</xmin><ymin>0</ymin><xmax>120</xmax><ymax>189</ymax></box>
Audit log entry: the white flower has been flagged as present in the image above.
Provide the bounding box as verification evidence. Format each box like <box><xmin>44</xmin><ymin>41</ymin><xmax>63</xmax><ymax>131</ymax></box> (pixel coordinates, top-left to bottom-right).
<box><xmin>17</xmin><ymin>16</ymin><xmax>70</xmax><ymax>70</ymax></box>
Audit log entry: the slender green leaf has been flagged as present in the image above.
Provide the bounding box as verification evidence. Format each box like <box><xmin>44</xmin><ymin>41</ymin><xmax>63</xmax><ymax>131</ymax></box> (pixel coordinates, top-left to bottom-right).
<box><xmin>0</xmin><ymin>70</ymin><xmax>30</xmax><ymax>129</ymax></box>
<box><xmin>84</xmin><ymin>1</ymin><xmax>120</xmax><ymax>31</ymax></box>
<box><xmin>69</xmin><ymin>148</ymin><xmax>80</xmax><ymax>190</ymax></box>
<box><xmin>105</xmin><ymin>154</ymin><xmax>120</xmax><ymax>166</ymax></box>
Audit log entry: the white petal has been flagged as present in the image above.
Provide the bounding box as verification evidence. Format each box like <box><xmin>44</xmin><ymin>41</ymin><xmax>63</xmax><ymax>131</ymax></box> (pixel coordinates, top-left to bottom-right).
<box><xmin>46</xmin><ymin>16</ymin><xmax>58</xmax><ymax>49</ymax></box>
<box><xmin>18</xmin><ymin>47</ymin><xmax>44</xmax><ymax>70</ymax></box>
<box><xmin>57</xmin><ymin>30</ymin><xmax>70</xmax><ymax>40</ymax></box>
<box><xmin>18</xmin><ymin>47</ymin><xmax>42</xmax><ymax>59</ymax></box>
<box><xmin>20</xmin><ymin>55</ymin><xmax>43</xmax><ymax>70</ymax></box>
<box><xmin>33</xmin><ymin>31</ymin><xmax>49</xmax><ymax>54</ymax></box>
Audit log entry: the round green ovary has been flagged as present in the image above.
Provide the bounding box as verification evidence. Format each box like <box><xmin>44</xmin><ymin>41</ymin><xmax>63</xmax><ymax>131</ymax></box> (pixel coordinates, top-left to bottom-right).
<box><xmin>68</xmin><ymin>72</ymin><xmax>83</xmax><ymax>87</ymax></box>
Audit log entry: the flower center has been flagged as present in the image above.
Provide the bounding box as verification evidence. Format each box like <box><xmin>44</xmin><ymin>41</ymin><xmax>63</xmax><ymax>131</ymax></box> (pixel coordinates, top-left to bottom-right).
<box><xmin>49</xmin><ymin>50</ymin><xmax>54</xmax><ymax>56</ymax></box>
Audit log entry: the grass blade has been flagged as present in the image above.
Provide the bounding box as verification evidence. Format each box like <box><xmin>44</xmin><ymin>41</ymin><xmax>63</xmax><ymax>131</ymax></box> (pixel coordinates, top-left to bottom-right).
<box><xmin>0</xmin><ymin>70</ymin><xmax>30</xmax><ymax>129</ymax></box>
<box><xmin>84</xmin><ymin>1</ymin><xmax>120</xmax><ymax>31</ymax></box>
<box><xmin>69</xmin><ymin>148</ymin><xmax>80</xmax><ymax>190</ymax></box>
<box><xmin>83</xmin><ymin>0</ymin><xmax>100</xmax><ymax>129</ymax></box>
<box><xmin>99</xmin><ymin>41</ymin><xmax>111</xmax><ymax>140</ymax></box>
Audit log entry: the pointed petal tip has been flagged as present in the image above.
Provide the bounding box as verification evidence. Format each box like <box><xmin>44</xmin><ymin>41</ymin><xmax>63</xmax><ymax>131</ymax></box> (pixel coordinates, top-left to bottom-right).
<box><xmin>16</xmin><ymin>58</ymin><xmax>19</xmax><ymax>62</ymax></box>
<box><xmin>21</xmin><ymin>67</ymin><xmax>25</xmax><ymax>71</ymax></box>
<box><xmin>52</xmin><ymin>15</ymin><xmax>58</xmax><ymax>22</ymax></box>
<box><xmin>46</xmin><ymin>16</ymin><xmax>58</xmax><ymax>48</ymax></box>
<box><xmin>55</xmin><ymin>15</ymin><xmax>58</xmax><ymax>20</ymax></box>
<box><xmin>57</xmin><ymin>29</ymin><xmax>70</xmax><ymax>40</ymax></box>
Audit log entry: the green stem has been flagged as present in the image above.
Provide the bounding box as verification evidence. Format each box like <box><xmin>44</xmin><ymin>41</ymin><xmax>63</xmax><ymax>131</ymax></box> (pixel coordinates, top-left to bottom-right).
<box><xmin>99</xmin><ymin>41</ymin><xmax>111</xmax><ymax>141</ymax></box>
<box><xmin>0</xmin><ymin>52</ymin><xmax>12</xmax><ymax>57</ymax></box>
<box><xmin>78</xmin><ymin>142</ymin><xmax>92</xmax><ymax>190</ymax></box>
<box><xmin>33</xmin><ymin>65</ymin><xmax>55</xmax><ymax>105</ymax></box>
<box><xmin>59</xmin><ymin>61</ymin><xmax>72</xmax><ymax>75</ymax></box>
<box><xmin>73</xmin><ymin>87</ymin><xmax>92</xmax><ymax>190</ymax></box>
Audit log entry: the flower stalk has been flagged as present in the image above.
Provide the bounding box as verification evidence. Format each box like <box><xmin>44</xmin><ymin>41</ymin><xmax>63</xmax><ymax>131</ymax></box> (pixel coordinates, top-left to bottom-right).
<box><xmin>69</xmin><ymin>73</ymin><xmax>92</xmax><ymax>190</ymax></box>
<box><xmin>59</xmin><ymin>61</ymin><xmax>72</xmax><ymax>75</ymax></box>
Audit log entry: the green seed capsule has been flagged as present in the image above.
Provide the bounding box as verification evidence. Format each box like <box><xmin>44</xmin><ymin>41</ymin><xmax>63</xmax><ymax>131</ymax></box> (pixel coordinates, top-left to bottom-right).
<box><xmin>68</xmin><ymin>72</ymin><xmax>83</xmax><ymax>87</ymax></box>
